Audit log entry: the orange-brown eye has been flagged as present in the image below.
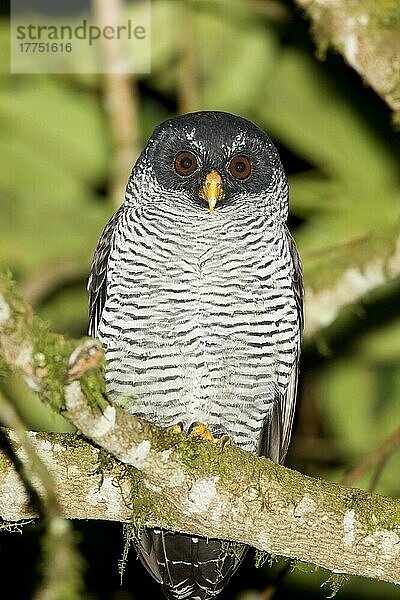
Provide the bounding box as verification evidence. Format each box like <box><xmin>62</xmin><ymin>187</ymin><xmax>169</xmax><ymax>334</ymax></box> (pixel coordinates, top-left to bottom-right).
<box><xmin>174</xmin><ymin>151</ymin><xmax>198</xmax><ymax>176</ymax></box>
<box><xmin>229</xmin><ymin>155</ymin><xmax>252</xmax><ymax>180</ymax></box>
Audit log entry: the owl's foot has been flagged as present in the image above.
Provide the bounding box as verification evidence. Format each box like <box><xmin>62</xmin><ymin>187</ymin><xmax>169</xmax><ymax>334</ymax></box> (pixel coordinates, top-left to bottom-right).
<box><xmin>167</xmin><ymin>422</ymin><xmax>184</xmax><ymax>435</ymax></box>
<box><xmin>188</xmin><ymin>421</ymin><xmax>231</xmax><ymax>449</ymax></box>
<box><xmin>67</xmin><ymin>340</ymin><xmax>103</xmax><ymax>382</ymax></box>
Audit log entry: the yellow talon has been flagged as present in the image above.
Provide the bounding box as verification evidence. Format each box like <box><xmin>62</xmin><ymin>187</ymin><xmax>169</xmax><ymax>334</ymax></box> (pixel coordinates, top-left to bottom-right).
<box><xmin>67</xmin><ymin>340</ymin><xmax>103</xmax><ymax>382</ymax></box>
<box><xmin>216</xmin><ymin>434</ymin><xmax>231</xmax><ymax>449</ymax></box>
<box><xmin>188</xmin><ymin>421</ymin><xmax>215</xmax><ymax>442</ymax></box>
<box><xmin>168</xmin><ymin>422</ymin><xmax>184</xmax><ymax>434</ymax></box>
<box><xmin>188</xmin><ymin>422</ymin><xmax>231</xmax><ymax>449</ymax></box>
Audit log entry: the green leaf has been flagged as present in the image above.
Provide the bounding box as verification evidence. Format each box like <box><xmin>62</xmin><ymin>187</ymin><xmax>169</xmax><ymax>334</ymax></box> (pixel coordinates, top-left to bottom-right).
<box><xmin>259</xmin><ymin>49</ymin><xmax>399</xmax><ymax>189</ymax></box>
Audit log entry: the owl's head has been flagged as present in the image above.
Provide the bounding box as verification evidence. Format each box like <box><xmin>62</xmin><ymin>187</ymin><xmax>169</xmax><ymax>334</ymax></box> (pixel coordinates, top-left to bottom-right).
<box><xmin>129</xmin><ymin>111</ymin><xmax>288</xmax><ymax>220</ymax></box>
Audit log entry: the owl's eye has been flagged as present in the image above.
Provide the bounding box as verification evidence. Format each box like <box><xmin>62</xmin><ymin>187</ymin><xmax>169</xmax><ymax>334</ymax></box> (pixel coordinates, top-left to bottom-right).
<box><xmin>174</xmin><ymin>151</ymin><xmax>198</xmax><ymax>176</ymax></box>
<box><xmin>229</xmin><ymin>155</ymin><xmax>252</xmax><ymax>180</ymax></box>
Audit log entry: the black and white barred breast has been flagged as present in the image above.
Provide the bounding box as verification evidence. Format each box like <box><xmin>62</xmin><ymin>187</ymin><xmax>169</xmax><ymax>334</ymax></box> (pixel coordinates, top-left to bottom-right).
<box><xmin>96</xmin><ymin>200</ymin><xmax>299</xmax><ymax>459</ymax></box>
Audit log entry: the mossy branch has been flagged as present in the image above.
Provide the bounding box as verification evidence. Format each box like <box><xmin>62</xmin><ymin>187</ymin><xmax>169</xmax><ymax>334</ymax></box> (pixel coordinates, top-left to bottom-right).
<box><xmin>0</xmin><ymin>273</ymin><xmax>400</xmax><ymax>586</ymax></box>
<box><xmin>295</xmin><ymin>0</ymin><xmax>400</xmax><ymax>118</ymax></box>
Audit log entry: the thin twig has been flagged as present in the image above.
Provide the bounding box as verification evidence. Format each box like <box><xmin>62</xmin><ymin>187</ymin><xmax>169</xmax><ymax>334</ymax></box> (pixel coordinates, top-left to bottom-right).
<box><xmin>20</xmin><ymin>260</ymin><xmax>88</xmax><ymax>305</ymax></box>
<box><xmin>178</xmin><ymin>0</ymin><xmax>199</xmax><ymax>114</ymax></box>
<box><xmin>369</xmin><ymin>453</ymin><xmax>392</xmax><ymax>494</ymax></box>
<box><xmin>92</xmin><ymin>0</ymin><xmax>141</xmax><ymax>208</ymax></box>
<box><xmin>303</xmin><ymin>232</ymin><xmax>374</xmax><ymax>261</ymax></box>
<box><xmin>241</xmin><ymin>0</ymin><xmax>291</xmax><ymax>21</ymax></box>
<box><xmin>341</xmin><ymin>426</ymin><xmax>400</xmax><ymax>488</ymax></box>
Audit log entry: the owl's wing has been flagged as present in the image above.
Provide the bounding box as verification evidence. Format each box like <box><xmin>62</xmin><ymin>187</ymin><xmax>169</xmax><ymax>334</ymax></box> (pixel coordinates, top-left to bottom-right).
<box><xmin>259</xmin><ymin>226</ymin><xmax>303</xmax><ymax>464</ymax></box>
<box><xmin>280</xmin><ymin>226</ymin><xmax>303</xmax><ymax>462</ymax></box>
<box><xmin>87</xmin><ymin>207</ymin><xmax>123</xmax><ymax>337</ymax></box>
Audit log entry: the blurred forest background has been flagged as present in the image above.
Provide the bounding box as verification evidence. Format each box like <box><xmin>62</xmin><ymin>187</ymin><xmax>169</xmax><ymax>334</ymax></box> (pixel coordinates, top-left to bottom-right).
<box><xmin>1</xmin><ymin>0</ymin><xmax>400</xmax><ymax>599</ymax></box>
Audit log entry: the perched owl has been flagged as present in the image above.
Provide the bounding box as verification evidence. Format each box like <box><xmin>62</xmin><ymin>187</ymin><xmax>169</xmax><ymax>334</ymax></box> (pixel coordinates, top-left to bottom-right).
<box><xmin>88</xmin><ymin>111</ymin><xmax>303</xmax><ymax>599</ymax></box>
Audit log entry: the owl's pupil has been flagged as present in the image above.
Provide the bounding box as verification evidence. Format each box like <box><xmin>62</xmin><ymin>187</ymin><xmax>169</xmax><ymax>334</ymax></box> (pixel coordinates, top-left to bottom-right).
<box><xmin>234</xmin><ymin>161</ymin><xmax>245</xmax><ymax>172</ymax></box>
<box><xmin>181</xmin><ymin>158</ymin><xmax>192</xmax><ymax>169</ymax></box>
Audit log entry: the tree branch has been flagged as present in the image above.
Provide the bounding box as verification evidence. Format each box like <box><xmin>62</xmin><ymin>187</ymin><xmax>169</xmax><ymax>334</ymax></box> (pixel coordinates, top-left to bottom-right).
<box><xmin>304</xmin><ymin>225</ymin><xmax>400</xmax><ymax>336</ymax></box>
<box><xmin>1</xmin><ymin>273</ymin><xmax>400</xmax><ymax>586</ymax></box>
<box><xmin>294</xmin><ymin>0</ymin><xmax>400</xmax><ymax>117</ymax></box>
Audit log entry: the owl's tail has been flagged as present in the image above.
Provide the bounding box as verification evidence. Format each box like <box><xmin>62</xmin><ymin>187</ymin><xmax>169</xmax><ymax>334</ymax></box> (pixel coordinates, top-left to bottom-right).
<box><xmin>137</xmin><ymin>529</ymin><xmax>247</xmax><ymax>599</ymax></box>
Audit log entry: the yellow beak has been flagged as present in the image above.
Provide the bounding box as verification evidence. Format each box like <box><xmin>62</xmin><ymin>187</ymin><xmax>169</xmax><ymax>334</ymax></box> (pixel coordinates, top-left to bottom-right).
<box><xmin>198</xmin><ymin>170</ymin><xmax>225</xmax><ymax>215</ymax></box>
